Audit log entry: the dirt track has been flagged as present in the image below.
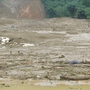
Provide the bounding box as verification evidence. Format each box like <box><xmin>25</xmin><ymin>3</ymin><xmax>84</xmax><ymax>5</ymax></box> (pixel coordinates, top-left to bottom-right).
<box><xmin>0</xmin><ymin>18</ymin><xmax>90</xmax><ymax>83</ymax></box>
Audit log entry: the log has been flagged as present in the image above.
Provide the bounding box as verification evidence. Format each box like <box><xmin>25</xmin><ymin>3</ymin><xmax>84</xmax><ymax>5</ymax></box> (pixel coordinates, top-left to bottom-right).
<box><xmin>61</xmin><ymin>75</ymin><xmax>90</xmax><ymax>80</ymax></box>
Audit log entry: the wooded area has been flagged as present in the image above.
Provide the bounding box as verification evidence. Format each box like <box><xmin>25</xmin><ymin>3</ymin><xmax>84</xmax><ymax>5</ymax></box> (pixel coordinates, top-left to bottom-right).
<box><xmin>41</xmin><ymin>0</ymin><xmax>90</xmax><ymax>19</ymax></box>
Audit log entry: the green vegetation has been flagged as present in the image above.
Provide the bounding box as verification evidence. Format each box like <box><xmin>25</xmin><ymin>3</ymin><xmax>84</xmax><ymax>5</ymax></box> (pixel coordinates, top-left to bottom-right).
<box><xmin>41</xmin><ymin>0</ymin><xmax>90</xmax><ymax>19</ymax></box>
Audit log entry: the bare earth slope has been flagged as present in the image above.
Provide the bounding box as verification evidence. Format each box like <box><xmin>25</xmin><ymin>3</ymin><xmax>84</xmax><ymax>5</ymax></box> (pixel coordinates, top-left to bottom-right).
<box><xmin>0</xmin><ymin>0</ymin><xmax>45</xmax><ymax>19</ymax></box>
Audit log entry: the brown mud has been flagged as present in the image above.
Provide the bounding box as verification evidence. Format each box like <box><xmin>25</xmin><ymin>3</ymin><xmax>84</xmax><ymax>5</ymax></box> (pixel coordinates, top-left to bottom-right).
<box><xmin>0</xmin><ymin>17</ymin><xmax>90</xmax><ymax>89</ymax></box>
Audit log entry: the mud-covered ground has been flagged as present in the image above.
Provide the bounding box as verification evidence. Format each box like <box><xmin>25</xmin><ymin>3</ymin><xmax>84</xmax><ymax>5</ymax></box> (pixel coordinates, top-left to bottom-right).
<box><xmin>0</xmin><ymin>18</ymin><xmax>90</xmax><ymax>85</ymax></box>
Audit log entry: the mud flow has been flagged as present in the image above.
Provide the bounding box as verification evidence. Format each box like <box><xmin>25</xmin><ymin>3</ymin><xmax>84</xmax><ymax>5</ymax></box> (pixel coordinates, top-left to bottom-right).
<box><xmin>0</xmin><ymin>18</ymin><xmax>90</xmax><ymax>89</ymax></box>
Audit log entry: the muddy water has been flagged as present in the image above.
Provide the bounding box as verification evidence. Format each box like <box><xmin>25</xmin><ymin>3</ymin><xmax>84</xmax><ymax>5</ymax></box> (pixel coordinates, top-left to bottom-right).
<box><xmin>0</xmin><ymin>84</ymin><xmax>90</xmax><ymax>90</ymax></box>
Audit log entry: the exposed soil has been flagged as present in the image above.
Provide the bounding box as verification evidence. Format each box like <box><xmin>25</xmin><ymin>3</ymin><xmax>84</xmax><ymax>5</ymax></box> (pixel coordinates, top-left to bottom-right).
<box><xmin>0</xmin><ymin>0</ymin><xmax>45</xmax><ymax>19</ymax></box>
<box><xmin>0</xmin><ymin>17</ymin><xmax>90</xmax><ymax>88</ymax></box>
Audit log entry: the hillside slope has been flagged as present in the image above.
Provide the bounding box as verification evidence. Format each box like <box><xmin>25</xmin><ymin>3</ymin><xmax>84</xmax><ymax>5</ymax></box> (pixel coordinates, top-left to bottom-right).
<box><xmin>0</xmin><ymin>0</ymin><xmax>45</xmax><ymax>19</ymax></box>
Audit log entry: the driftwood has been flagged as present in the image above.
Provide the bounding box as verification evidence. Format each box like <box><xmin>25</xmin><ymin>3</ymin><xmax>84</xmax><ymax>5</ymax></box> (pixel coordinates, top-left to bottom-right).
<box><xmin>61</xmin><ymin>75</ymin><xmax>90</xmax><ymax>80</ymax></box>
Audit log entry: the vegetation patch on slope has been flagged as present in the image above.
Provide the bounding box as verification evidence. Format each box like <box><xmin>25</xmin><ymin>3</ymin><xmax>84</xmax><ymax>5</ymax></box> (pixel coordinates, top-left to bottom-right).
<box><xmin>42</xmin><ymin>0</ymin><xmax>90</xmax><ymax>19</ymax></box>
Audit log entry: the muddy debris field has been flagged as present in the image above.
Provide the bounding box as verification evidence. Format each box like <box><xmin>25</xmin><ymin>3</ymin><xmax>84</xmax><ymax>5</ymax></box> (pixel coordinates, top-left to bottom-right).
<box><xmin>0</xmin><ymin>18</ymin><xmax>90</xmax><ymax>81</ymax></box>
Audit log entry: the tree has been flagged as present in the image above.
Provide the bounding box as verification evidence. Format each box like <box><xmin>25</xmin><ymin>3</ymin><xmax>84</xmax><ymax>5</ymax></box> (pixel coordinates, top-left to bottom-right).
<box><xmin>85</xmin><ymin>8</ymin><xmax>90</xmax><ymax>19</ymax></box>
<box><xmin>79</xmin><ymin>0</ymin><xmax>90</xmax><ymax>7</ymax></box>
<box><xmin>47</xmin><ymin>7</ymin><xmax>56</xmax><ymax>18</ymax></box>
<box><xmin>67</xmin><ymin>3</ymin><xmax>77</xmax><ymax>18</ymax></box>
<box><xmin>55</xmin><ymin>6</ymin><xmax>63</xmax><ymax>17</ymax></box>
<box><xmin>77</xmin><ymin>10</ymin><xmax>87</xmax><ymax>19</ymax></box>
<box><xmin>41</xmin><ymin>0</ymin><xmax>90</xmax><ymax>19</ymax></box>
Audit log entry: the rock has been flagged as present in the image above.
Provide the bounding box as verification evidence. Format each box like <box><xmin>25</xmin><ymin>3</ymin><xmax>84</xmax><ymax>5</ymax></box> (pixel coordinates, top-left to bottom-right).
<box><xmin>59</xmin><ymin>55</ymin><xmax>65</xmax><ymax>58</ymax></box>
<box><xmin>69</xmin><ymin>60</ymin><xmax>81</xmax><ymax>64</ymax></box>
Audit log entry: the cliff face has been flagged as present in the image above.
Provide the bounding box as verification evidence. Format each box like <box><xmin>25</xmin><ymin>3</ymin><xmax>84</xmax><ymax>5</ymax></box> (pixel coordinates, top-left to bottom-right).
<box><xmin>0</xmin><ymin>0</ymin><xmax>45</xmax><ymax>19</ymax></box>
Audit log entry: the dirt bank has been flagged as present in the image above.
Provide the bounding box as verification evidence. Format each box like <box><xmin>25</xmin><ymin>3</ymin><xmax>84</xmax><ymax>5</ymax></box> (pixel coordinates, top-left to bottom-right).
<box><xmin>0</xmin><ymin>0</ymin><xmax>45</xmax><ymax>19</ymax></box>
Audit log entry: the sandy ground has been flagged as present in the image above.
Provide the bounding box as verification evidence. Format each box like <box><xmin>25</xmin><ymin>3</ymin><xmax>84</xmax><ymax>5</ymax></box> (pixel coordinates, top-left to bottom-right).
<box><xmin>0</xmin><ymin>81</ymin><xmax>90</xmax><ymax>90</ymax></box>
<box><xmin>0</xmin><ymin>17</ymin><xmax>90</xmax><ymax>89</ymax></box>
<box><xmin>0</xmin><ymin>79</ymin><xmax>90</xmax><ymax>90</ymax></box>
<box><xmin>1</xmin><ymin>85</ymin><xmax>90</xmax><ymax>90</ymax></box>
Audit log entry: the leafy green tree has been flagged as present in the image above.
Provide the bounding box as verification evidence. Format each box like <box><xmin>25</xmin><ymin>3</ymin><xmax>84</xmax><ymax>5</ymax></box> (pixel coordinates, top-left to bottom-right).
<box><xmin>67</xmin><ymin>3</ymin><xmax>77</xmax><ymax>18</ymax></box>
<box><xmin>85</xmin><ymin>8</ymin><xmax>90</xmax><ymax>19</ymax></box>
<box><xmin>55</xmin><ymin>6</ymin><xmax>64</xmax><ymax>17</ymax></box>
<box><xmin>79</xmin><ymin>0</ymin><xmax>90</xmax><ymax>7</ymax></box>
<box><xmin>41</xmin><ymin>0</ymin><xmax>90</xmax><ymax>19</ymax></box>
<box><xmin>77</xmin><ymin>10</ymin><xmax>87</xmax><ymax>19</ymax></box>
<box><xmin>46</xmin><ymin>7</ymin><xmax>56</xmax><ymax>18</ymax></box>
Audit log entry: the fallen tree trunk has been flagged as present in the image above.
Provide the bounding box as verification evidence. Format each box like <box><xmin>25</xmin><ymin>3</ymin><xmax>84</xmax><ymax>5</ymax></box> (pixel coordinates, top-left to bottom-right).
<box><xmin>61</xmin><ymin>75</ymin><xmax>90</xmax><ymax>80</ymax></box>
